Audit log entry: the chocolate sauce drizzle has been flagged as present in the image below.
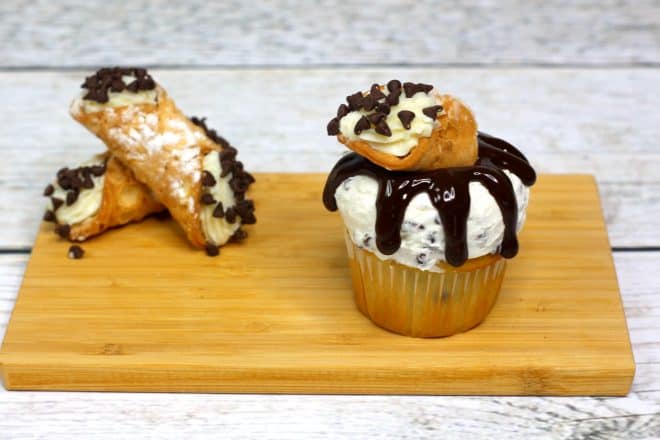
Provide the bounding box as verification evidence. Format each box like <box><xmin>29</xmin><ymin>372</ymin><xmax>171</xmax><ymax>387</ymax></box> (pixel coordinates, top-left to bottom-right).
<box><xmin>323</xmin><ymin>132</ymin><xmax>536</xmax><ymax>267</ymax></box>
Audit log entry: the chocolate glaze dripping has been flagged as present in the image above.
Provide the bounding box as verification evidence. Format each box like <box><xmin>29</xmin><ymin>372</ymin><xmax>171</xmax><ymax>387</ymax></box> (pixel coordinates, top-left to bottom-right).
<box><xmin>323</xmin><ymin>133</ymin><xmax>536</xmax><ymax>267</ymax></box>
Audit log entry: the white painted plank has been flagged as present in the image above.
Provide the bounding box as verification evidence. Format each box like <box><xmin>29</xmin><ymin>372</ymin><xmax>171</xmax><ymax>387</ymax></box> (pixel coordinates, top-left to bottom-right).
<box><xmin>1</xmin><ymin>68</ymin><xmax>659</xmax><ymax>247</ymax></box>
<box><xmin>0</xmin><ymin>253</ymin><xmax>658</xmax><ymax>439</ymax></box>
<box><xmin>1</xmin><ymin>0</ymin><xmax>658</xmax><ymax>67</ymax></box>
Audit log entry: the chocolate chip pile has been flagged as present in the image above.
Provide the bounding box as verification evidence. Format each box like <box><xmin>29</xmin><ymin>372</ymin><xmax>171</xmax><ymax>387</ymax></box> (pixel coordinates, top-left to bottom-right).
<box><xmin>327</xmin><ymin>80</ymin><xmax>443</xmax><ymax>137</ymax></box>
<box><xmin>82</xmin><ymin>67</ymin><xmax>156</xmax><ymax>103</ymax></box>
<box><xmin>42</xmin><ymin>161</ymin><xmax>107</xmax><ymax>239</ymax></box>
<box><xmin>191</xmin><ymin>116</ymin><xmax>257</xmax><ymax>256</ymax></box>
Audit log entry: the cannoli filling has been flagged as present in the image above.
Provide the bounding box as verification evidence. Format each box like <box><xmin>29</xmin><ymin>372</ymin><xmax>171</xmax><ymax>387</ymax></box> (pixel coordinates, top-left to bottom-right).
<box><xmin>327</xmin><ymin>81</ymin><xmax>443</xmax><ymax>157</ymax></box>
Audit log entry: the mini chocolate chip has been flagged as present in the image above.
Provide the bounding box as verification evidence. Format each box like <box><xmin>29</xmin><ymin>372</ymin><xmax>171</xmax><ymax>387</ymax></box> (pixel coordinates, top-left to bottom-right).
<box><xmin>362</xmin><ymin>95</ymin><xmax>377</xmax><ymax>111</ymax></box>
<box><xmin>422</xmin><ymin>105</ymin><xmax>443</xmax><ymax>120</ymax></box>
<box><xmin>220</xmin><ymin>160</ymin><xmax>233</xmax><ymax>177</ymax></box>
<box><xmin>81</xmin><ymin>174</ymin><xmax>94</xmax><ymax>189</ymax></box>
<box><xmin>375</xmin><ymin>103</ymin><xmax>390</xmax><ymax>114</ymax></box>
<box><xmin>417</xmin><ymin>83</ymin><xmax>434</xmax><ymax>94</ymax></box>
<box><xmin>205</xmin><ymin>243</ymin><xmax>220</xmax><ymax>257</ymax></box>
<box><xmin>66</xmin><ymin>190</ymin><xmax>79</xmax><ymax>206</ymax></box>
<box><xmin>370</xmin><ymin>84</ymin><xmax>386</xmax><ymax>100</ymax></box>
<box><xmin>57</xmin><ymin>167</ymin><xmax>69</xmax><ymax>179</ymax></box>
<box><xmin>212</xmin><ymin>202</ymin><xmax>225</xmax><ymax>218</ymax></box>
<box><xmin>43</xmin><ymin>210</ymin><xmax>56</xmax><ymax>222</ymax></box>
<box><xmin>240</xmin><ymin>212</ymin><xmax>257</xmax><ymax>224</ymax></box>
<box><xmin>56</xmin><ymin>224</ymin><xmax>70</xmax><ymax>239</ymax></box>
<box><xmin>367</xmin><ymin>112</ymin><xmax>386</xmax><ymax>124</ymax></box>
<box><xmin>403</xmin><ymin>82</ymin><xmax>417</xmax><ymax>98</ymax></box>
<box><xmin>43</xmin><ymin>184</ymin><xmax>54</xmax><ymax>196</ymax></box>
<box><xmin>397</xmin><ymin>110</ymin><xmax>415</xmax><ymax>129</ymax></box>
<box><xmin>110</xmin><ymin>79</ymin><xmax>124</xmax><ymax>92</ymax></box>
<box><xmin>375</xmin><ymin>120</ymin><xmax>392</xmax><ymax>137</ymax></box>
<box><xmin>229</xmin><ymin>228</ymin><xmax>248</xmax><ymax>242</ymax></box>
<box><xmin>387</xmin><ymin>79</ymin><xmax>401</xmax><ymax>92</ymax></box>
<box><xmin>346</xmin><ymin>92</ymin><xmax>364</xmax><ymax>110</ymax></box>
<box><xmin>327</xmin><ymin>117</ymin><xmax>340</xmax><ymax>136</ymax></box>
<box><xmin>385</xmin><ymin>88</ymin><xmax>401</xmax><ymax>106</ymax></box>
<box><xmin>68</xmin><ymin>245</ymin><xmax>84</xmax><ymax>259</ymax></box>
<box><xmin>126</xmin><ymin>80</ymin><xmax>139</xmax><ymax>93</ymax></box>
<box><xmin>354</xmin><ymin>115</ymin><xmax>371</xmax><ymax>135</ymax></box>
<box><xmin>90</xmin><ymin>165</ymin><xmax>105</xmax><ymax>176</ymax></box>
<box><xmin>200</xmin><ymin>193</ymin><xmax>216</xmax><ymax>205</ymax></box>
<box><xmin>337</xmin><ymin>104</ymin><xmax>350</xmax><ymax>119</ymax></box>
<box><xmin>225</xmin><ymin>207</ymin><xmax>237</xmax><ymax>223</ymax></box>
<box><xmin>220</xmin><ymin>147</ymin><xmax>237</xmax><ymax>161</ymax></box>
<box><xmin>51</xmin><ymin>197</ymin><xmax>64</xmax><ymax>211</ymax></box>
<box><xmin>201</xmin><ymin>170</ymin><xmax>217</xmax><ymax>187</ymax></box>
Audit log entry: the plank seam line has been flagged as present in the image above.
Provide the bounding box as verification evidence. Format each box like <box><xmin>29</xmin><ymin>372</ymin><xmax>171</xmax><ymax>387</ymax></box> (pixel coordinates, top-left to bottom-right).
<box><xmin>567</xmin><ymin>412</ymin><xmax>660</xmax><ymax>423</ymax></box>
<box><xmin>0</xmin><ymin>62</ymin><xmax>659</xmax><ymax>72</ymax></box>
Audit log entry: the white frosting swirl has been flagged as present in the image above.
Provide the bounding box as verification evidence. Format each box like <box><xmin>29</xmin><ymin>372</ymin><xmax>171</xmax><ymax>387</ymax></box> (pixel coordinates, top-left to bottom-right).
<box><xmin>49</xmin><ymin>155</ymin><xmax>106</xmax><ymax>226</ymax></box>
<box><xmin>200</xmin><ymin>151</ymin><xmax>240</xmax><ymax>245</ymax></box>
<box><xmin>338</xmin><ymin>90</ymin><xmax>439</xmax><ymax>157</ymax></box>
<box><xmin>334</xmin><ymin>170</ymin><xmax>530</xmax><ymax>272</ymax></box>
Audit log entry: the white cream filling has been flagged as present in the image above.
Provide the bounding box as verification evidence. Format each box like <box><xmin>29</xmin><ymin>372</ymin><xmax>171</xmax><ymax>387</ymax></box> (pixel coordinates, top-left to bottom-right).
<box><xmin>72</xmin><ymin>75</ymin><xmax>157</xmax><ymax>114</ymax></box>
<box><xmin>200</xmin><ymin>151</ymin><xmax>240</xmax><ymax>245</ymax></box>
<box><xmin>338</xmin><ymin>90</ymin><xmax>439</xmax><ymax>157</ymax></box>
<box><xmin>49</xmin><ymin>155</ymin><xmax>106</xmax><ymax>226</ymax></box>
<box><xmin>335</xmin><ymin>170</ymin><xmax>530</xmax><ymax>271</ymax></box>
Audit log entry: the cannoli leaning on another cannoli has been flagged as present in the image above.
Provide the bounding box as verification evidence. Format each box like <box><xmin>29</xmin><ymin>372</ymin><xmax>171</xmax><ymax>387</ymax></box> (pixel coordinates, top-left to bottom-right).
<box><xmin>70</xmin><ymin>67</ymin><xmax>256</xmax><ymax>255</ymax></box>
<box><xmin>327</xmin><ymin>80</ymin><xmax>478</xmax><ymax>171</ymax></box>
<box><xmin>43</xmin><ymin>152</ymin><xmax>165</xmax><ymax>241</ymax></box>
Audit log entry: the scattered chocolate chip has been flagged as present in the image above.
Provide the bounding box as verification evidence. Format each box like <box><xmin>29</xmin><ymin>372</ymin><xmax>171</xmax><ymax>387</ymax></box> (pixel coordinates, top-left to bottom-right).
<box><xmin>346</xmin><ymin>92</ymin><xmax>364</xmax><ymax>110</ymax></box>
<box><xmin>80</xmin><ymin>173</ymin><xmax>94</xmax><ymax>189</ymax></box>
<box><xmin>68</xmin><ymin>245</ymin><xmax>84</xmax><ymax>259</ymax></box>
<box><xmin>375</xmin><ymin>102</ymin><xmax>390</xmax><ymax>114</ymax></box>
<box><xmin>57</xmin><ymin>167</ymin><xmax>69</xmax><ymax>179</ymax></box>
<box><xmin>43</xmin><ymin>184</ymin><xmax>54</xmax><ymax>196</ymax></box>
<box><xmin>205</xmin><ymin>243</ymin><xmax>220</xmax><ymax>257</ymax></box>
<box><xmin>327</xmin><ymin>117</ymin><xmax>340</xmax><ymax>136</ymax></box>
<box><xmin>370</xmin><ymin>84</ymin><xmax>386</xmax><ymax>100</ymax></box>
<box><xmin>398</xmin><ymin>110</ymin><xmax>415</xmax><ymax>129</ymax></box>
<box><xmin>367</xmin><ymin>112</ymin><xmax>386</xmax><ymax>124</ymax></box>
<box><xmin>43</xmin><ymin>210</ymin><xmax>56</xmax><ymax>222</ymax></box>
<box><xmin>229</xmin><ymin>228</ymin><xmax>248</xmax><ymax>242</ymax></box>
<box><xmin>337</xmin><ymin>104</ymin><xmax>350</xmax><ymax>119</ymax></box>
<box><xmin>354</xmin><ymin>115</ymin><xmax>371</xmax><ymax>135</ymax></box>
<box><xmin>403</xmin><ymin>82</ymin><xmax>434</xmax><ymax>98</ymax></box>
<box><xmin>51</xmin><ymin>197</ymin><xmax>64</xmax><ymax>211</ymax></box>
<box><xmin>362</xmin><ymin>95</ymin><xmax>377</xmax><ymax>111</ymax></box>
<box><xmin>56</xmin><ymin>224</ymin><xmax>70</xmax><ymax>239</ymax></box>
<box><xmin>387</xmin><ymin>79</ymin><xmax>401</xmax><ymax>92</ymax></box>
<box><xmin>201</xmin><ymin>170</ymin><xmax>217</xmax><ymax>187</ymax></box>
<box><xmin>220</xmin><ymin>148</ymin><xmax>237</xmax><ymax>162</ymax></box>
<box><xmin>422</xmin><ymin>105</ymin><xmax>443</xmax><ymax>120</ymax></box>
<box><xmin>225</xmin><ymin>207</ymin><xmax>237</xmax><ymax>223</ymax></box>
<box><xmin>385</xmin><ymin>88</ymin><xmax>401</xmax><ymax>106</ymax></box>
<box><xmin>212</xmin><ymin>202</ymin><xmax>225</xmax><ymax>218</ymax></box>
<box><xmin>200</xmin><ymin>193</ymin><xmax>216</xmax><ymax>205</ymax></box>
<box><xmin>66</xmin><ymin>190</ymin><xmax>79</xmax><ymax>206</ymax></box>
<box><xmin>375</xmin><ymin>120</ymin><xmax>392</xmax><ymax>137</ymax></box>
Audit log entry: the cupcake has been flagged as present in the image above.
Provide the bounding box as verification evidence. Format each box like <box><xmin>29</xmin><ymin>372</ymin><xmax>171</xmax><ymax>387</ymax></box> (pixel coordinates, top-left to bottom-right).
<box><xmin>323</xmin><ymin>80</ymin><xmax>536</xmax><ymax>337</ymax></box>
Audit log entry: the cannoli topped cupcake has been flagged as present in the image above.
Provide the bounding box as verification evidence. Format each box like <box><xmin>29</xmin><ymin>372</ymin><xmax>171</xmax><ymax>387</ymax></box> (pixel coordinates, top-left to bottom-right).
<box><xmin>323</xmin><ymin>80</ymin><xmax>536</xmax><ymax>337</ymax></box>
<box><xmin>70</xmin><ymin>67</ymin><xmax>256</xmax><ymax>255</ymax></box>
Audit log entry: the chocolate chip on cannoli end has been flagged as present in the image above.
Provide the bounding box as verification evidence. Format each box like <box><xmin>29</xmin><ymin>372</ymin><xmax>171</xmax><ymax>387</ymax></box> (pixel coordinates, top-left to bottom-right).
<box><xmin>387</xmin><ymin>79</ymin><xmax>401</xmax><ymax>92</ymax></box>
<box><xmin>354</xmin><ymin>116</ymin><xmax>371</xmax><ymax>135</ymax></box>
<box><xmin>90</xmin><ymin>164</ymin><xmax>106</xmax><ymax>177</ymax></box>
<box><xmin>66</xmin><ymin>189</ymin><xmax>80</xmax><ymax>206</ymax></box>
<box><xmin>346</xmin><ymin>92</ymin><xmax>364</xmax><ymax>111</ymax></box>
<box><xmin>200</xmin><ymin>193</ymin><xmax>216</xmax><ymax>205</ymax></box>
<box><xmin>385</xmin><ymin>88</ymin><xmax>401</xmax><ymax>106</ymax></box>
<box><xmin>43</xmin><ymin>210</ymin><xmax>56</xmax><ymax>222</ymax></box>
<box><xmin>51</xmin><ymin>197</ymin><xmax>64</xmax><ymax>211</ymax></box>
<box><xmin>398</xmin><ymin>110</ymin><xmax>415</xmax><ymax>129</ymax></box>
<box><xmin>190</xmin><ymin>116</ymin><xmax>231</xmax><ymax>149</ymax></box>
<box><xmin>55</xmin><ymin>224</ymin><xmax>71</xmax><ymax>239</ymax></box>
<box><xmin>422</xmin><ymin>105</ymin><xmax>443</xmax><ymax>120</ymax></box>
<box><xmin>403</xmin><ymin>82</ymin><xmax>434</xmax><ymax>98</ymax></box>
<box><xmin>327</xmin><ymin>118</ymin><xmax>340</xmax><ymax>136</ymax></box>
<box><xmin>81</xmin><ymin>67</ymin><xmax>156</xmax><ymax>104</ymax></box>
<box><xmin>220</xmin><ymin>146</ymin><xmax>237</xmax><ymax>162</ymax></box>
<box><xmin>225</xmin><ymin>207</ymin><xmax>237</xmax><ymax>224</ymax></box>
<box><xmin>235</xmin><ymin>200</ymin><xmax>256</xmax><ymax>225</ymax></box>
<box><xmin>370</xmin><ymin>84</ymin><xmax>386</xmax><ymax>101</ymax></box>
<box><xmin>337</xmin><ymin>104</ymin><xmax>350</xmax><ymax>119</ymax></box>
<box><xmin>375</xmin><ymin>102</ymin><xmax>391</xmax><ymax>115</ymax></box>
<box><xmin>43</xmin><ymin>184</ymin><xmax>54</xmax><ymax>196</ymax></box>
<box><xmin>212</xmin><ymin>202</ymin><xmax>225</xmax><ymax>218</ymax></box>
<box><xmin>205</xmin><ymin>243</ymin><xmax>220</xmax><ymax>257</ymax></box>
<box><xmin>362</xmin><ymin>95</ymin><xmax>377</xmax><ymax>111</ymax></box>
<box><xmin>201</xmin><ymin>170</ymin><xmax>217</xmax><ymax>187</ymax></box>
<box><xmin>68</xmin><ymin>245</ymin><xmax>84</xmax><ymax>259</ymax></box>
<box><xmin>375</xmin><ymin>120</ymin><xmax>392</xmax><ymax>137</ymax></box>
<box><xmin>229</xmin><ymin>228</ymin><xmax>248</xmax><ymax>243</ymax></box>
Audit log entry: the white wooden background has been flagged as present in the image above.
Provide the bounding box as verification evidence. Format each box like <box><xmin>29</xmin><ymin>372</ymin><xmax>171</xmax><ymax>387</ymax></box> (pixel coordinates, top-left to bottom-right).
<box><xmin>1</xmin><ymin>1</ymin><xmax>659</xmax><ymax>439</ymax></box>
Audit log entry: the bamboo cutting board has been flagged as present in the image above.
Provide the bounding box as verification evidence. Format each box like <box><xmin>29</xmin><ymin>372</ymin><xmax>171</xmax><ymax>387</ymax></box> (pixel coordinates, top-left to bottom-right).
<box><xmin>0</xmin><ymin>174</ymin><xmax>635</xmax><ymax>395</ymax></box>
